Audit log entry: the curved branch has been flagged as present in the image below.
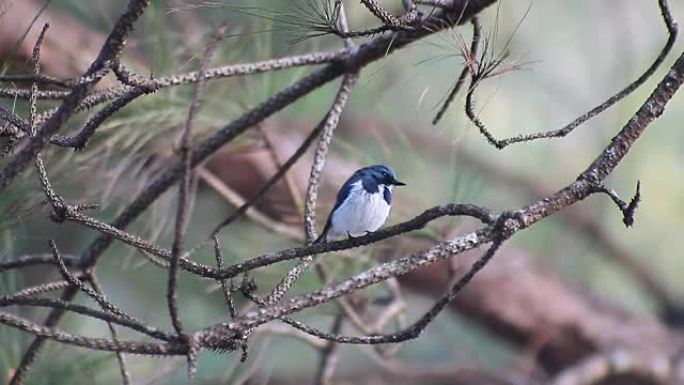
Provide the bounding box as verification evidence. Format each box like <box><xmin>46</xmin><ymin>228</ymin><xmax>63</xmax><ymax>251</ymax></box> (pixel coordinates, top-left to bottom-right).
<box><xmin>0</xmin><ymin>311</ymin><xmax>186</xmax><ymax>355</ymax></box>
<box><xmin>467</xmin><ymin>0</ymin><xmax>677</xmax><ymax>149</ymax></box>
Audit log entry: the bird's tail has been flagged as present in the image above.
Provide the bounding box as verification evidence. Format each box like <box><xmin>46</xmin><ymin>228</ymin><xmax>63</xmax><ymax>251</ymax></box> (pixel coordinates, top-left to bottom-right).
<box><xmin>312</xmin><ymin>230</ymin><xmax>327</xmax><ymax>245</ymax></box>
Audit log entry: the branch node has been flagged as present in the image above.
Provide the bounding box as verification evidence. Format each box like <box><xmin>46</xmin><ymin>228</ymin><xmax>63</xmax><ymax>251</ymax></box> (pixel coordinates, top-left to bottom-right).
<box><xmin>111</xmin><ymin>61</ymin><xmax>158</xmax><ymax>92</ymax></box>
<box><xmin>239</xmin><ymin>275</ymin><xmax>258</xmax><ymax>298</ymax></box>
<box><xmin>623</xmin><ymin>180</ymin><xmax>641</xmax><ymax>227</ymax></box>
<box><xmin>48</xmin><ymin>203</ymin><xmax>69</xmax><ymax>224</ymax></box>
<box><xmin>494</xmin><ymin>210</ymin><xmax>525</xmax><ymax>236</ymax></box>
<box><xmin>589</xmin><ymin>181</ymin><xmax>641</xmax><ymax>228</ymax></box>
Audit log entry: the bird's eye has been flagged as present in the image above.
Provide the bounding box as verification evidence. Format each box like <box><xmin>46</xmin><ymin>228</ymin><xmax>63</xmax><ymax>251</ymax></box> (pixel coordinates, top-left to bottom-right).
<box><xmin>381</xmin><ymin>171</ymin><xmax>389</xmax><ymax>177</ymax></box>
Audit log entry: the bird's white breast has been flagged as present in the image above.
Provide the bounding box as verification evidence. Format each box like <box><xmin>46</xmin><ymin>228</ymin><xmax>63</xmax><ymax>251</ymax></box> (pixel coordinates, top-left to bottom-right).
<box><xmin>328</xmin><ymin>180</ymin><xmax>391</xmax><ymax>239</ymax></box>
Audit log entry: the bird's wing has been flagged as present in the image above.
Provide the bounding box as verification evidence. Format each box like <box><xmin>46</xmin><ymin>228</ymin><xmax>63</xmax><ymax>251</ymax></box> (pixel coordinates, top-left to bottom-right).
<box><xmin>315</xmin><ymin>177</ymin><xmax>356</xmax><ymax>243</ymax></box>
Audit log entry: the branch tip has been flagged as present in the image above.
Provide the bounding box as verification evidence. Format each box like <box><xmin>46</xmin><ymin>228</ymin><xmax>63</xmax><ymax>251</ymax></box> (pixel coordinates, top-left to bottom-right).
<box><xmin>623</xmin><ymin>180</ymin><xmax>641</xmax><ymax>227</ymax></box>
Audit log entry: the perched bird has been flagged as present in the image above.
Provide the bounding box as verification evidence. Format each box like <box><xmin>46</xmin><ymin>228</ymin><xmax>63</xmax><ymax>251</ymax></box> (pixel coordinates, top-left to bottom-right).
<box><xmin>314</xmin><ymin>164</ymin><xmax>406</xmax><ymax>244</ymax></box>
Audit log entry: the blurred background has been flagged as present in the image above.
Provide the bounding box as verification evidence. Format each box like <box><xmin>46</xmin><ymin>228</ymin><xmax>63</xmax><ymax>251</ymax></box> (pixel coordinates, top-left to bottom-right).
<box><xmin>1</xmin><ymin>0</ymin><xmax>684</xmax><ymax>384</ymax></box>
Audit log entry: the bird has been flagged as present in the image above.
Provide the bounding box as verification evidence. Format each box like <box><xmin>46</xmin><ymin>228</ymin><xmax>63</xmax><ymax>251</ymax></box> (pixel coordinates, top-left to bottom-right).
<box><xmin>314</xmin><ymin>164</ymin><xmax>406</xmax><ymax>244</ymax></box>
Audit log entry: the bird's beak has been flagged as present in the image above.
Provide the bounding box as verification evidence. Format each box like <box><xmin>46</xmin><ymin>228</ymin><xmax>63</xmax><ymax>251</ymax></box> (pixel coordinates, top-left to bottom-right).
<box><xmin>392</xmin><ymin>179</ymin><xmax>406</xmax><ymax>186</ymax></box>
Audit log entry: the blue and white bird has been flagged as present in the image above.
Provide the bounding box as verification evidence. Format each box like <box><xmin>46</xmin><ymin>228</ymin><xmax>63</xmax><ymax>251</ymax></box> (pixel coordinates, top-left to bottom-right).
<box><xmin>314</xmin><ymin>164</ymin><xmax>406</xmax><ymax>244</ymax></box>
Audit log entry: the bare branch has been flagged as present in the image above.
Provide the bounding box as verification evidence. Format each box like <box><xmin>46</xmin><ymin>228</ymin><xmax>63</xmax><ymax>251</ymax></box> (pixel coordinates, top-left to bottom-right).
<box><xmin>0</xmin><ymin>280</ymin><xmax>73</xmax><ymax>303</ymax></box>
<box><xmin>314</xmin><ymin>312</ymin><xmax>344</xmax><ymax>385</ymax></box>
<box><xmin>196</xmin><ymin>226</ymin><xmax>494</xmax><ymax>346</ymax></box>
<box><xmin>0</xmin><ymin>0</ymin><xmax>150</xmax><ymax>191</ymax></box>
<box><xmin>78</xmin><ymin>0</ymin><xmax>496</xmax><ymax>271</ymax></box>
<box><xmin>89</xmin><ymin>275</ymin><xmax>131</xmax><ymax>385</ymax></box>
<box><xmin>432</xmin><ymin>16</ymin><xmax>481</xmax><ymax>124</ymax></box>
<box><xmin>8</xmin><ymin>287</ymin><xmax>78</xmax><ymax>385</ymax></box>
<box><xmin>0</xmin><ymin>311</ymin><xmax>187</xmax><ymax>355</ymax></box>
<box><xmin>0</xmin><ymin>73</ymin><xmax>75</xmax><ymax>88</ymax></box>
<box><xmin>6</xmin><ymin>1</ymin><xmax>679</xmax><ymax>381</ymax></box>
<box><xmin>49</xmin><ymin>86</ymin><xmax>153</xmax><ymax>150</ymax></box>
<box><xmin>0</xmin><ymin>106</ymin><xmax>29</xmax><ymax>133</ymax></box>
<box><xmin>589</xmin><ymin>181</ymin><xmax>641</xmax><ymax>227</ymax></box>
<box><xmin>466</xmin><ymin>0</ymin><xmax>678</xmax><ymax>149</ymax></box>
<box><xmin>214</xmin><ymin>203</ymin><xmax>494</xmax><ymax>280</ymax></box>
<box><xmin>168</xmin><ymin>22</ymin><xmax>227</xmax><ymax>338</ymax></box>
<box><xmin>213</xmin><ymin>236</ymin><xmax>237</xmax><ymax>319</ymax></box>
<box><xmin>198</xmin><ymin>167</ymin><xmax>303</xmax><ymax>240</ymax></box>
<box><xmin>360</xmin><ymin>0</ymin><xmax>403</xmax><ymax>28</ymax></box>
<box><xmin>2</xmin><ymin>297</ymin><xmax>177</xmax><ymax>341</ymax></box>
<box><xmin>50</xmin><ymin>240</ymin><xmax>134</xmax><ymax>321</ymax></box>
<box><xmin>0</xmin><ymin>50</ymin><xmax>342</xmax><ymax>103</ymax></box>
<box><xmin>0</xmin><ymin>253</ymin><xmax>79</xmax><ymax>272</ymax></box>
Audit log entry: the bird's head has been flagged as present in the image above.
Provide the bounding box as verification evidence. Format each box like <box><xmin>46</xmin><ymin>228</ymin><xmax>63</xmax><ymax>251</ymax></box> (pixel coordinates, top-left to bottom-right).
<box><xmin>356</xmin><ymin>164</ymin><xmax>406</xmax><ymax>187</ymax></box>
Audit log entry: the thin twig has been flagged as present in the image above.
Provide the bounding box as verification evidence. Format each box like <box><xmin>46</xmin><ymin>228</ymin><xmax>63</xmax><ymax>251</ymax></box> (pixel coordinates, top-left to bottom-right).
<box><xmin>465</xmin><ymin>0</ymin><xmax>677</xmax><ymax>149</ymax></box>
<box><xmin>314</xmin><ymin>312</ymin><xmax>344</xmax><ymax>385</ymax></box>
<box><xmin>360</xmin><ymin>0</ymin><xmax>402</xmax><ymax>28</ymax></box>
<box><xmin>50</xmin><ymin>240</ymin><xmax>135</xmax><ymax>321</ymax></box>
<box><xmin>256</xmin><ymin>124</ymin><xmax>304</xmax><ymax>213</ymax></box>
<box><xmin>168</xmin><ymin>22</ymin><xmax>226</xmax><ymax>338</ymax></box>
<box><xmin>0</xmin><ymin>106</ymin><xmax>29</xmax><ymax>133</ymax></box>
<box><xmin>23</xmin><ymin>50</ymin><xmax>345</xmax><ymax>123</ymax></box>
<box><xmin>304</xmin><ymin>73</ymin><xmax>359</xmax><ymax>244</ymax></box>
<box><xmin>198</xmin><ymin>167</ymin><xmax>303</xmax><ymax>240</ymax></box>
<box><xmin>49</xmin><ymin>86</ymin><xmax>153</xmax><ymax>150</ymax></box>
<box><xmin>0</xmin><ymin>253</ymin><xmax>79</xmax><ymax>272</ymax></box>
<box><xmin>89</xmin><ymin>275</ymin><xmax>131</xmax><ymax>385</ymax></box>
<box><xmin>8</xmin><ymin>286</ymin><xmax>78</xmax><ymax>385</ymax></box>
<box><xmin>0</xmin><ymin>311</ymin><xmax>187</xmax><ymax>355</ymax></box>
<box><xmin>28</xmin><ymin>23</ymin><xmax>49</xmax><ymax>137</ymax></box>
<box><xmin>0</xmin><ymin>280</ymin><xmax>74</xmax><ymax>303</ymax></box>
<box><xmin>432</xmin><ymin>16</ymin><xmax>481</xmax><ymax>124</ymax></box>
<box><xmin>1</xmin><ymin>297</ymin><xmax>178</xmax><ymax>341</ymax></box>
<box><xmin>213</xmin><ymin>236</ymin><xmax>237</xmax><ymax>319</ymax></box>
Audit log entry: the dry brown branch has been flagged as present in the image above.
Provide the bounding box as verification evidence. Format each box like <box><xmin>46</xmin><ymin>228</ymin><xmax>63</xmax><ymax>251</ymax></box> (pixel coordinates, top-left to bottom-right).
<box><xmin>168</xmin><ymin>22</ymin><xmax>227</xmax><ymax>340</ymax></box>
